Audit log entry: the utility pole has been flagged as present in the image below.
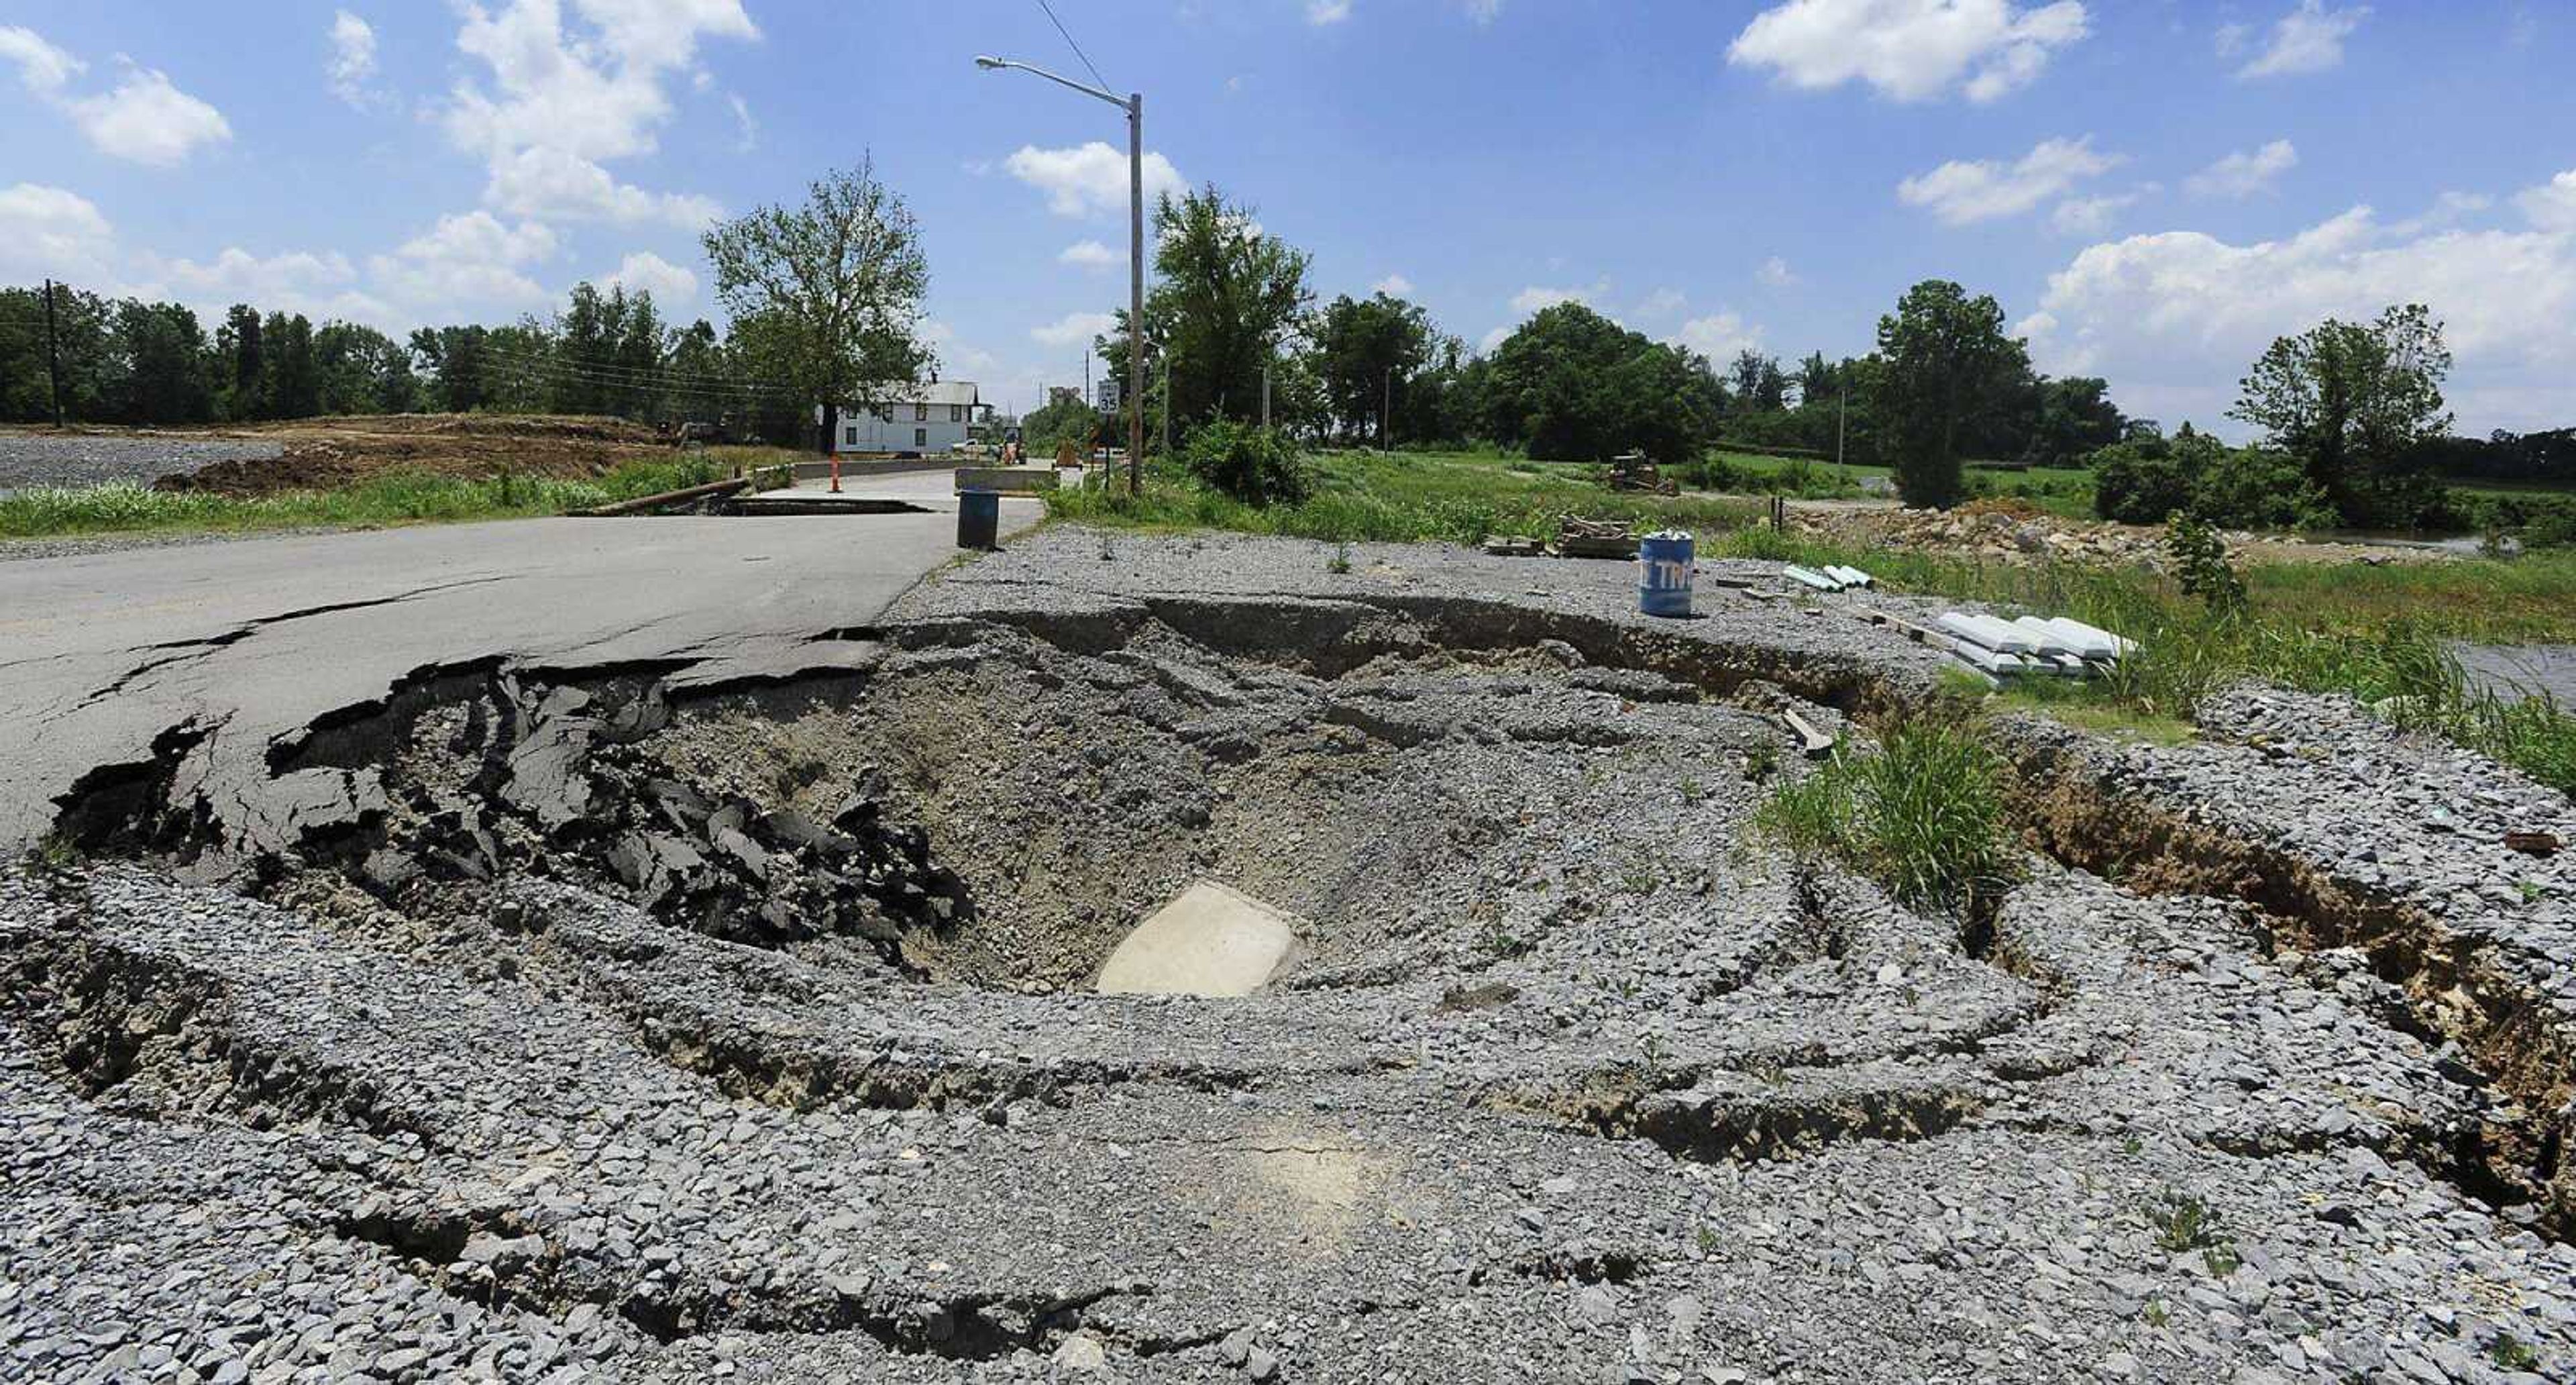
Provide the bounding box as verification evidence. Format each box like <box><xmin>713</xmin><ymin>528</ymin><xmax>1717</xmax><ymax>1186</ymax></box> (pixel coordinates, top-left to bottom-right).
<box><xmin>1261</xmin><ymin>354</ymin><xmax>1272</xmax><ymax>429</ymax></box>
<box><xmin>974</xmin><ymin>56</ymin><xmax>1145</xmax><ymax>495</ymax></box>
<box><xmin>43</xmin><ymin>278</ymin><xmax>64</xmax><ymax>428</ymax></box>
<box><xmin>1382</xmin><ymin>366</ymin><xmax>1393</xmax><ymax>453</ymax></box>
<box><xmin>1161</xmin><ymin>350</ymin><xmax>1171</xmax><ymax>458</ymax></box>
<box><xmin>1837</xmin><ymin>388</ymin><xmax>1847</xmax><ymax>469</ymax></box>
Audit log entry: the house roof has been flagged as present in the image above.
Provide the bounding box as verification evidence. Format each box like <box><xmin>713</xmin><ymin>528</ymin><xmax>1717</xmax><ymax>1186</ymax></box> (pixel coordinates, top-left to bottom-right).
<box><xmin>849</xmin><ymin>380</ymin><xmax>979</xmax><ymax>407</ymax></box>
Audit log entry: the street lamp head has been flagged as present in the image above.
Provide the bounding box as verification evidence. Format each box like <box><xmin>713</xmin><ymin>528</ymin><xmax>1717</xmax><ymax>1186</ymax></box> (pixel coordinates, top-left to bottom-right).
<box><xmin>973</xmin><ymin>55</ymin><xmax>1006</xmax><ymax>70</ymax></box>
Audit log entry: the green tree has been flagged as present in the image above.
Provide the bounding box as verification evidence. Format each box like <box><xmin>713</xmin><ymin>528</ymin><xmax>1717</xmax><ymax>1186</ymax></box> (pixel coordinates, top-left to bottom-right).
<box><xmin>1114</xmin><ymin>185</ymin><xmax>1312</xmax><ymax>440</ymax></box>
<box><xmin>2025</xmin><ymin>376</ymin><xmax>2125</xmax><ymax>466</ymax></box>
<box><xmin>1874</xmin><ymin>280</ymin><xmax>2029</xmax><ymax>508</ymax></box>
<box><xmin>108</xmin><ymin>301</ymin><xmax>213</xmax><ymax>424</ymax></box>
<box><xmin>1485</xmin><ymin>303</ymin><xmax>1713</xmax><ymax>463</ymax></box>
<box><xmin>703</xmin><ymin>157</ymin><xmax>932</xmax><ymax>454</ymax></box>
<box><xmin>2231</xmin><ymin>303</ymin><xmax>2453</xmax><ymax>526</ymax></box>
<box><xmin>216</xmin><ymin>304</ymin><xmax>265</xmax><ymax>421</ymax></box>
<box><xmin>264</xmin><ymin>312</ymin><xmax>321</xmax><ymax>418</ymax></box>
<box><xmin>1309</xmin><ymin>292</ymin><xmax>1432</xmax><ymax>445</ymax></box>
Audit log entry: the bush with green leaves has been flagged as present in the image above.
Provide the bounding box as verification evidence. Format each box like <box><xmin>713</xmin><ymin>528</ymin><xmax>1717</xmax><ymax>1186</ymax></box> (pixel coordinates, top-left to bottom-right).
<box><xmin>1756</xmin><ymin>720</ymin><xmax>2019</xmax><ymax>913</ymax></box>
<box><xmin>2166</xmin><ymin>513</ymin><xmax>2247</xmax><ymax>612</ymax></box>
<box><xmin>2091</xmin><ymin>439</ymin><xmax>2192</xmax><ymax>524</ymax></box>
<box><xmin>1179</xmin><ymin>420</ymin><xmax>1313</xmax><ymax>505</ymax></box>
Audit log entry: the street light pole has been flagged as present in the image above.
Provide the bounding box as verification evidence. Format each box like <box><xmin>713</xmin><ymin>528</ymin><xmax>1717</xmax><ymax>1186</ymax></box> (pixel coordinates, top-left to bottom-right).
<box><xmin>976</xmin><ymin>55</ymin><xmax>1145</xmax><ymax>497</ymax></box>
<box><xmin>1126</xmin><ymin>89</ymin><xmax>1144</xmax><ymax>495</ymax></box>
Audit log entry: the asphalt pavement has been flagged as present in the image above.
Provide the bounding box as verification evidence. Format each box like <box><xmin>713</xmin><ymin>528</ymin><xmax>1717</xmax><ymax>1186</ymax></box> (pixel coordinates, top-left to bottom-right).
<box><xmin>0</xmin><ymin>468</ymin><xmax>1044</xmax><ymax>853</ymax></box>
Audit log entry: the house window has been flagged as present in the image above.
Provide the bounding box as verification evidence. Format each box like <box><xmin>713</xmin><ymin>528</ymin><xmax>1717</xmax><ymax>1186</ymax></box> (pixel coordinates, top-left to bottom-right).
<box><xmin>843</xmin><ymin>425</ymin><xmax>857</xmax><ymax>446</ymax></box>
<box><xmin>950</xmin><ymin>404</ymin><xmax>963</xmax><ymax>423</ymax></box>
<box><xmin>914</xmin><ymin>428</ymin><xmax>928</xmax><ymax>448</ymax></box>
<box><xmin>914</xmin><ymin>403</ymin><xmax>928</xmax><ymax>421</ymax></box>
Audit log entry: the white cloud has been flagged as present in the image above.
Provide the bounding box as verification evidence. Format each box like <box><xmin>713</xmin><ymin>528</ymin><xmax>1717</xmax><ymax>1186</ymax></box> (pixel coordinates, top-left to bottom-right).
<box><xmin>139</xmin><ymin>246</ymin><xmax>392</xmax><ymax>325</ymax></box>
<box><xmin>727</xmin><ymin>93</ymin><xmax>756</xmax><ymax>152</ymax></box>
<box><xmin>1478</xmin><ymin>325</ymin><xmax>1512</xmax><ymax>353</ymax></box>
<box><xmin>1373</xmin><ymin>273</ymin><xmax>1415</xmax><ymax>296</ymax></box>
<box><xmin>0</xmin><ymin>183</ymin><xmax>116</xmax><ymax>283</ymax></box>
<box><xmin>1897</xmin><ymin>135</ymin><xmax>2119</xmax><ymax>225</ymax></box>
<box><xmin>0</xmin><ymin>25</ymin><xmax>83</xmax><ymax>94</ymax></box>
<box><xmin>2185</xmin><ymin>140</ymin><xmax>2298</xmax><ymax>199</ymax></box>
<box><xmin>443</xmin><ymin>0</ymin><xmax>754</xmax><ymax>227</ymax></box>
<box><xmin>1633</xmin><ymin>287</ymin><xmax>1686</xmax><ymax>319</ymax></box>
<box><xmin>327</xmin><ymin>11</ymin><xmax>378</xmax><ymax>107</ymax></box>
<box><xmin>920</xmin><ymin>319</ymin><xmax>1001</xmax><ymax>377</ymax></box>
<box><xmin>1509</xmin><ymin>280</ymin><xmax>1608</xmax><ymax>313</ymax></box>
<box><xmin>1059</xmin><ymin>240</ymin><xmax>1116</xmax><ymax>269</ymax></box>
<box><xmin>1307</xmin><ymin>0</ymin><xmax>1352</xmax><ymax>24</ymax></box>
<box><xmin>602</xmin><ymin>250</ymin><xmax>697</xmax><ymax>303</ymax></box>
<box><xmin>68</xmin><ymin>67</ymin><xmax>233</xmax><ymax>167</ymax></box>
<box><xmin>368</xmin><ymin>209</ymin><xmax>559</xmax><ymax>313</ymax></box>
<box><xmin>1030</xmin><ymin>311</ymin><xmax>1118</xmax><ymax>348</ymax></box>
<box><xmin>1004</xmin><ymin>142</ymin><xmax>1186</xmax><ymax>219</ymax></box>
<box><xmin>1462</xmin><ymin>0</ymin><xmax>1504</xmax><ymax>23</ymax></box>
<box><xmin>2050</xmin><ymin>188</ymin><xmax>2149</xmax><ymax>236</ymax></box>
<box><xmin>2517</xmin><ymin>170</ymin><xmax>2576</xmax><ymax>232</ymax></box>
<box><xmin>1674</xmin><ymin>310</ymin><xmax>1764</xmax><ymax>361</ymax></box>
<box><xmin>1757</xmin><ymin>256</ymin><xmax>1799</xmax><ymax>287</ymax></box>
<box><xmin>2236</xmin><ymin>1</ymin><xmax>2366</xmax><ymax>79</ymax></box>
<box><xmin>2025</xmin><ymin>183</ymin><xmax>2576</xmax><ymax>433</ymax></box>
<box><xmin>2214</xmin><ymin>21</ymin><xmax>2251</xmax><ymax>57</ymax></box>
<box><xmin>484</xmin><ymin>146</ymin><xmax>722</xmax><ymax>228</ymax></box>
<box><xmin>1</xmin><ymin>29</ymin><xmax>227</xmax><ymax>169</ymax></box>
<box><xmin>1728</xmin><ymin>0</ymin><xmax>2090</xmax><ymax>103</ymax></box>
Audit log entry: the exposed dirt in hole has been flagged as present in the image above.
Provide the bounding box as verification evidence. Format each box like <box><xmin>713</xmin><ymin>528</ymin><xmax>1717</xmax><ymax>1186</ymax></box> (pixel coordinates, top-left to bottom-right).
<box><xmin>14</xmin><ymin>535</ymin><xmax>2576</xmax><ymax>1380</ymax></box>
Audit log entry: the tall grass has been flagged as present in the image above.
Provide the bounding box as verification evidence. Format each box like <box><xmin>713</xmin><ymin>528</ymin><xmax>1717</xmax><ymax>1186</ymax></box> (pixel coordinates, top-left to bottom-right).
<box><xmin>1757</xmin><ymin>720</ymin><xmax>2019</xmax><ymax>913</ymax></box>
<box><xmin>0</xmin><ymin>449</ymin><xmax>790</xmax><ymax>541</ymax></box>
<box><xmin>1046</xmin><ymin>453</ymin><xmax>1757</xmax><ymax>546</ymax></box>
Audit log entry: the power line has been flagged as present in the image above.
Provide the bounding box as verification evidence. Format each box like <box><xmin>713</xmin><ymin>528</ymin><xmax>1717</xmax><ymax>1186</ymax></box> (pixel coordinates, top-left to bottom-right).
<box><xmin>1032</xmin><ymin>0</ymin><xmax>1111</xmax><ymax>92</ymax></box>
<box><xmin>467</xmin><ymin>341</ymin><xmax>786</xmax><ymax>390</ymax></box>
<box><xmin>467</xmin><ymin>345</ymin><xmax>804</xmax><ymax>398</ymax></box>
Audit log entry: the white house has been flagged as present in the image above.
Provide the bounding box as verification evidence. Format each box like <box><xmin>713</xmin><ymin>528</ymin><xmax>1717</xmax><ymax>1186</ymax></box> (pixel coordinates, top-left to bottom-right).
<box><xmin>835</xmin><ymin>381</ymin><xmax>983</xmax><ymax>454</ymax></box>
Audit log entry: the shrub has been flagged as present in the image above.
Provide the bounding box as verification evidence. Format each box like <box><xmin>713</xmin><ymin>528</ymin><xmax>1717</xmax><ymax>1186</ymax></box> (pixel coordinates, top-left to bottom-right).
<box><xmin>2092</xmin><ymin>441</ymin><xmax>2192</xmax><ymax>524</ymax></box>
<box><xmin>1179</xmin><ymin>420</ymin><xmax>1313</xmax><ymax>505</ymax></box>
<box><xmin>1756</xmin><ymin>720</ymin><xmax>2019</xmax><ymax>913</ymax></box>
<box><xmin>2191</xmin><ymin>445</ymin><xmax>2337</xmax><ymax>531</ymax></box>
<box><xmin>2166</xmin><ymin>514</ymin><xmax>2246</xmax><ymax>612</ymax></box>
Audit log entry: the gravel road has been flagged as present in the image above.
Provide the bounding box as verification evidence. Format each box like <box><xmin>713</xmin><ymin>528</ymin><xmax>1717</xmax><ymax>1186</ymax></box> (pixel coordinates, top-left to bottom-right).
<box><xmin>0</xmin><ymin>433</ymin><xmax>281</xmax><ymax>494</ymax></box>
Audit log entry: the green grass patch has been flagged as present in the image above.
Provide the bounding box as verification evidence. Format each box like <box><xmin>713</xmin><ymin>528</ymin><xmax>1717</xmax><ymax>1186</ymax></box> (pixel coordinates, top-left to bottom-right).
<box><xmin>1756</xmin><ymin>719</ymin><xmax>2019</xmax><ymax>913</ymax></box>
<box><xmin>1046</xmin><ymin>451</ymin><xmax>1758</xmax><ymax>546</ymax></box>
<box><xmin>0</xmin><ymin>447</ymin><xmax>796</xmax><ymax>542</ymax></box>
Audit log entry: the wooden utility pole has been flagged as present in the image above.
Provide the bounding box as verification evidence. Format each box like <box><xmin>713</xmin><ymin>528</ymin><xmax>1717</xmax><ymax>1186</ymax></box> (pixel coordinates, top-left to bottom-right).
<box><xmin>44</xmin><ymin>278</ymin><xmax>64</xmax><ymax>427</ymax></box>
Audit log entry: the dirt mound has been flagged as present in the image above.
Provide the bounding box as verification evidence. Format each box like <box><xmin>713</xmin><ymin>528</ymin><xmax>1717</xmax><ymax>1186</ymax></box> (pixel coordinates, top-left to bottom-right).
<box><xmin>154</xmin><ymin>413</ymin><xmax>673</xmax><ymax>496</ymax></box>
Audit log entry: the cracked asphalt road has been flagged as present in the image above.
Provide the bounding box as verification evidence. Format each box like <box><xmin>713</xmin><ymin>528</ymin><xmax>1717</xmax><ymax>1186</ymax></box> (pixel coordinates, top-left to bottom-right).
<box><xmin>0</xmin><ymin>471</ymin><xmax>1042</xmax><ymax>854</ymax></box>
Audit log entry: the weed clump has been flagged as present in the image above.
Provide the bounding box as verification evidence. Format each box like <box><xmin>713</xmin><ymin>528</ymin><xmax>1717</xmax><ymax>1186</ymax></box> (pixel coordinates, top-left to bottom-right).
<box><xmin>1755</xmin><ymin>720</ymin><xmax>2018</xmax><ymax>913</ymax></box>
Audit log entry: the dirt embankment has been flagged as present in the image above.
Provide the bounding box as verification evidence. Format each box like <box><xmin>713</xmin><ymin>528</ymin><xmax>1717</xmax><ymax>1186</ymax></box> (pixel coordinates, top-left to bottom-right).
<box><xmin>144</xmin><ymin>415</ymin><xmax>672</xmax><ymax>497</ymax></box>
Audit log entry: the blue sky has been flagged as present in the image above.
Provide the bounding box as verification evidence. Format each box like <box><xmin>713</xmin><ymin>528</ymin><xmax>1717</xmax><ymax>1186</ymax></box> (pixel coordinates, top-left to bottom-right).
<box><xmin>3</xmin><ymin>1</ymin><xmax>2570</xmax><ymax>433</ymax></box>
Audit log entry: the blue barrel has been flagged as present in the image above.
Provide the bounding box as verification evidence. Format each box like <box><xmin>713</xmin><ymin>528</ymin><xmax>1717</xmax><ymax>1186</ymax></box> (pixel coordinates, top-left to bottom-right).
<box><xmin>957</xmin><ymin>489</ymin><xmax>1000</xmax><ymax>550</ymax></box>
<box><xmin>1638</xmin><ymin>530</ymin><xmax>1695</xmax><ymax>617</ymax></box>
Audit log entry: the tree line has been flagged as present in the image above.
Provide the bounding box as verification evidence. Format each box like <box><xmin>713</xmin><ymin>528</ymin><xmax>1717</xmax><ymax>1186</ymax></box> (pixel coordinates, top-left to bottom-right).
<box><xmin>0</xmin><ymin>279</ymin><xmax>812</xmax><ymax>440</ymax></box>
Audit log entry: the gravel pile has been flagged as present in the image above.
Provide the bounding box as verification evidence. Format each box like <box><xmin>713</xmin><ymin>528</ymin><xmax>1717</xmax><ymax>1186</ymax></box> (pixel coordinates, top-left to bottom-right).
<box><xmin>0</xmin><ymin>434</ymin><xmax>282</xmax><ymax>495</ymax></box>
<box><xmin>5</xmin><ymin>527</ymin><xmax>2573</xmax><ymax>1382</ymax></box>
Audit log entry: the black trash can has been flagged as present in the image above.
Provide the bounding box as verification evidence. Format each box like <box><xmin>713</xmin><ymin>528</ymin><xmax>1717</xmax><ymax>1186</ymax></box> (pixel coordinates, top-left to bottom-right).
<box><xmin>957</xmin><ymin>489</ymin><xmax>1000</xmax><ymax>550</ymax></box>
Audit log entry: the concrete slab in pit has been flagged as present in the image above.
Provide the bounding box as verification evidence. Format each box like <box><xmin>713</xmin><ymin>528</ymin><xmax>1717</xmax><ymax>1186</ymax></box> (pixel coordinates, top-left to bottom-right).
<box><xmin>1095</xmin><ymin>880</ymin><xmax>1303</xmax><ymax>998</ymax></box>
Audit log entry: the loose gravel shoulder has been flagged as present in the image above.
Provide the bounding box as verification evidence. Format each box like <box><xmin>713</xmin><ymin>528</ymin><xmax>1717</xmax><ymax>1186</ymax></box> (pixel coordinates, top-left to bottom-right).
<box><xmin>0</xmin><ymin>433</ymin><xmax>282</xmax><ymax>495</ymax></box>
<box><xmin>5</xmin><ymin>525</ymin><xmax>2573</xmax><ymax>1383</ymax></box>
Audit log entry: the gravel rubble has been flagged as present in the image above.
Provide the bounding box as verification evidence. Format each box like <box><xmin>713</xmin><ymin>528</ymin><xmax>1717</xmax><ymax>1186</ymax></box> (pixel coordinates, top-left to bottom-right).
<box><xmin>4</xmin><ymin>526</ymin><xmax>2573</xmax><ymax>1382</ymax></box>
<box><xmin>0</xmin><ymin>434</ymin><xmax>282</xmax><ymax>495</ymax></box>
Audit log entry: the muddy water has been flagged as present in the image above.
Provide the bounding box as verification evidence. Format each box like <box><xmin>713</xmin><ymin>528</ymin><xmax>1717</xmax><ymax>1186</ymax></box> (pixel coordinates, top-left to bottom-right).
<box><xmin>2455</xmin><ymin>642</ymin><xmax>2576</xmax><ymax>707</ymax></box>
